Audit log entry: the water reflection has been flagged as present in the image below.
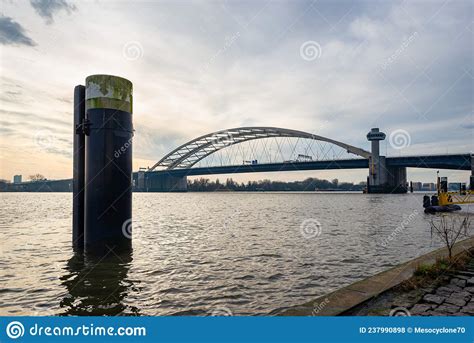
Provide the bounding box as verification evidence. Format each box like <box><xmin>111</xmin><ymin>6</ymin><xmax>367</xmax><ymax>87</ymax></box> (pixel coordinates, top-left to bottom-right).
<box><xmin>59</xmin><ymin>251</ymin><xmax>140</xmax><ymax>316</ymax></box>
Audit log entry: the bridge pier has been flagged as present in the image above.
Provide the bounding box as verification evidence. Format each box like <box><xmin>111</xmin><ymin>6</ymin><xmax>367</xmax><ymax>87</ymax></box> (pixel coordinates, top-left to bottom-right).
<box><xmin>366</xmin><ymin>128</ymin><xmax>407</xmax><ymax>194</ymax></box>
<box><xmin>367</xmin><ymin>165</ymin><xmax>407</xmax><ymax>193</ymax></box>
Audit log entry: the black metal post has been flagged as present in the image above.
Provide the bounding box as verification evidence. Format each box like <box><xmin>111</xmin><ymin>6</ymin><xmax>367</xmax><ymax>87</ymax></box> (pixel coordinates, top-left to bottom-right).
<box><xmin>84</xmin><ymin>75</ymin><xmax>133</xmax><ymax>254</ymax></box>
<box><xmin>72</xmin><ymin>85</ymin><xmax>85</xmax><ymax>251</ymax></box>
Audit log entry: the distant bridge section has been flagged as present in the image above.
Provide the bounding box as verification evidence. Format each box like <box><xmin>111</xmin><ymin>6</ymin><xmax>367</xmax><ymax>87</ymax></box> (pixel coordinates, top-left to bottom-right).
<box><xmin>384</xmin><ymin>154</ymin><xmax>472</xmax><ymax>171</ymax></box>
<box><xmin>140</xmin><ymin>126</ymin><xmax>472</xmax><ymax>193</ymax></box>
<box><xmin>147</xmin><ymin>154</ymin><xmax>471</xmax><ymax>178</ymax></box>
<box><xmin>138</xmin><ymin>153</ymin><xmax>472</xmax><ymax>192</ymax></box>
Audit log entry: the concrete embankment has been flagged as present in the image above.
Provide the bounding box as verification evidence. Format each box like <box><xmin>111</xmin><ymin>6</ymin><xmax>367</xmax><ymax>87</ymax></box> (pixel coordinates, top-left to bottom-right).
<box><xmin>278</xmin><ymin>236</ymin><xmax>474</xmax><ymax>316</ymax></box>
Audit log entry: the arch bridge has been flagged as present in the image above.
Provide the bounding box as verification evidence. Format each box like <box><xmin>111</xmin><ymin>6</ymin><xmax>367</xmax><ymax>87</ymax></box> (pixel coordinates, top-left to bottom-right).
<box><xmin>149</xmin><ymin>127</ymin><xmax>371</xmax><ymax>171</ymax></box>
<box><xmin>135</xmin><ymin>127</ymin><xmax>472</xmax><ymax>193</ymax></box>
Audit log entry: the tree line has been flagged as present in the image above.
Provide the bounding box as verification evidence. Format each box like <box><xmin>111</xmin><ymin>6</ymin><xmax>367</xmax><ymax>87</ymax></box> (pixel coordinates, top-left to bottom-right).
<box><xmin>187</xmin><ymin>177</ymin><xmax>366</xmax><ymax>192</ymax></box>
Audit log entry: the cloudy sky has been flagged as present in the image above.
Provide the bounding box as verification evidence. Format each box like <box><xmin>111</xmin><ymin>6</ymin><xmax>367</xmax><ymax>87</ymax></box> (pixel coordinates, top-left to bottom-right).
<box><xmin>0</xmin><ymin>0</ymin><xmax>472</xmax><ymax>183</ymax></box>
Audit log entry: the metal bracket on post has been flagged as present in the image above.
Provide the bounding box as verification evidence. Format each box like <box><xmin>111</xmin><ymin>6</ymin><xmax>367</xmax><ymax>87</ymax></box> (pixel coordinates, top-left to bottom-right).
<box><xmin>75</xmin><ymin>118</ymin><xmax>91</xmax><ymax>136</ymax></box>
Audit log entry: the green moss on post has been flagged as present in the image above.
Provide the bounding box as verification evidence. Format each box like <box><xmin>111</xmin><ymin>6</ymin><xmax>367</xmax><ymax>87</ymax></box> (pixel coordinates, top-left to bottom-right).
<box><xmin>85</xmin><ymin>74</ymin><xmax>133</xmax><ymax>113</ymax></box>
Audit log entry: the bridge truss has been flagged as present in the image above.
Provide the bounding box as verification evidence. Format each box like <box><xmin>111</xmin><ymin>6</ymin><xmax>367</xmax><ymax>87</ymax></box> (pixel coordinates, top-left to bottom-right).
<box><xmin>149</xmin><ymin>127</ymin><xmax>371</xmax><ymax>171</ymax></box>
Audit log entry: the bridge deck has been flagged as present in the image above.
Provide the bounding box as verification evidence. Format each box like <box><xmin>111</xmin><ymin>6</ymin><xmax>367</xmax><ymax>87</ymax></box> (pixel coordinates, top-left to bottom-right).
<box><xmin>149</xmin><ymin>154</ymin><xmax>471</xmax><ymax>177</ymax></box>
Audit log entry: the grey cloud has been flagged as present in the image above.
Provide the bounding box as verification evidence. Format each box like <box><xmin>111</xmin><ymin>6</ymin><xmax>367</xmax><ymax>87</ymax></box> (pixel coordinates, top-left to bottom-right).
<box><xmin>0</xmin><ymin>90</ymin><xmax>22</xmax><ymax>103</ymax></box>
<box><xmin>0</xmin><ymin>15</ymin><xmax>36</xmax><ymax>46</ymax></box>
<box><xmin>30</xmin><ymin>0</ymin><xmax>76</xmax><ymax>24</ymax></box>
<box><xmin>56</xmin><ymin>96</ymin><xmax>72</xmax><ymax>104</ymax></box>
<box><xmin>0</xmin><ymin>109</ymin><xmax>71</xmax><ymax>130</ymax></box>
<box><xmin>0</xmin><ymin>127</ymin><xmax>14</xmax><ymax>134</ymax></box>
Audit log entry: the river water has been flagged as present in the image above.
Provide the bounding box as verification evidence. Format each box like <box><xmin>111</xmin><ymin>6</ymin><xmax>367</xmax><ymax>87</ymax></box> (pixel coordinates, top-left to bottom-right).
<box><xmin>0</xmin><ymin>192</ymin><xmax>471</xmax><ymax>316</ymax></box>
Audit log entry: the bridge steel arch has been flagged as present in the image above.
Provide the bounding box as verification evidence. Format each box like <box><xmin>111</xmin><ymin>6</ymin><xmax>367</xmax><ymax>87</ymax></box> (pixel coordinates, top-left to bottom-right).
<box><xmin>149</xmin><ymin>127</ymin><xmax>371</xmax><ymax>171</ymax></box>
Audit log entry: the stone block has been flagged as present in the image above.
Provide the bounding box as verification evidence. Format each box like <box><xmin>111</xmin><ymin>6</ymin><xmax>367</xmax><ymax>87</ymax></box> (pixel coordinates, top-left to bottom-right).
<box><xmin>423</xmin><ymin>294</ymin><xmax>445</xmax><ymax>305</ymax></box>
<box><xmin>410</xmin><ymin>304</ymin><xmax>433</xmax><ymax>315</ymax></box>
<box><xmin>445</xmin><ymin>296</ymin><xmax>466</xmax><ymax>307</ymax></box>
<box><xmin>435</xmin><ymin>304</ymin><xmax>460</xmax><ymax>314</ymax></box>
<box><xmin>450</xmin><ymin>278</ymin><xmax>467</xmax><ymax>288</ymax></box>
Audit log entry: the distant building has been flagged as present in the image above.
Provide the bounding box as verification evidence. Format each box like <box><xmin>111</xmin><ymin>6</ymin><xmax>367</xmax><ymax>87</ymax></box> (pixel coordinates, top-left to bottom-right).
<box><xmin>422</xmin><ymin>183</ymin><xmax>436</xmax><ymax>191</ymax></box>
<box><xmin>448</xmin><ymin>183</ymin><xmax>460</xmax><ymax>191</ymax></box>
<box><xmin>412</xmin><ymin>182</ymin><xmax>422</xmax><ymax>191</ymax></box>
<box><xmin>13</xmin><ymin>175</ymin><xmax>22</xmax><ymax>184</ymax></box>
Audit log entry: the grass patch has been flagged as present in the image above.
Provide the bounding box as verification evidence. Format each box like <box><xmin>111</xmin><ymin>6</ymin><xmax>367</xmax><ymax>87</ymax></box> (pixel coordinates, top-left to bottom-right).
<box><xmin>414</xmin><ymin>259</ymin><xmax>451</xmax><ymax>278</ymax></box>
<box><xmin>397</xmin><ymin>249</ymin><xmax>473</xmax><ymax>292</ymax></box>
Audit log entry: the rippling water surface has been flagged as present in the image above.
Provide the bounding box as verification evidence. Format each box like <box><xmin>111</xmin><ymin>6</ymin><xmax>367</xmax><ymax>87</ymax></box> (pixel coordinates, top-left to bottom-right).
<box><xmin>1</xmin><ymin>192</ymin><xmax>469</xmax><ymax>316</ymax></box>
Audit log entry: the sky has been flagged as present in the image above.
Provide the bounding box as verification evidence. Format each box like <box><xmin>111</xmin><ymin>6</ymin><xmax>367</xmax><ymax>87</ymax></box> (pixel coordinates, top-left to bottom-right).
<box><xmin>0</xmin><ymin>0</ymin><xmax>472</xmax><ymax>183</ymax></box>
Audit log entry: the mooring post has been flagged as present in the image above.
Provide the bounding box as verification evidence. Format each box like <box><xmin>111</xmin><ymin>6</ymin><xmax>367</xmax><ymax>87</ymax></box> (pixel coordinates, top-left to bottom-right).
<box><xmin>83</xmin><ymin>75</ymin><xmax>133</xmax><ymax>254</ymax></box>
<box><xmin>72</xmin><ymin>85</ymin><xmax>85</xmax><ymax>250</ymax></box>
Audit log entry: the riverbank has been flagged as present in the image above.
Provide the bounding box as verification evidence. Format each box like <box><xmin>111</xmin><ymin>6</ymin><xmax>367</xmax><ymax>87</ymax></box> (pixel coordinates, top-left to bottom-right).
<box><xmin>344</xmin><ymin>249</ymin><xmax>474</xmax><ymax>316</ymax></box>
<box><xmin>277</xmin><ymin>236</ymin><xmax>474</xmax><ymax>316</ymax></box>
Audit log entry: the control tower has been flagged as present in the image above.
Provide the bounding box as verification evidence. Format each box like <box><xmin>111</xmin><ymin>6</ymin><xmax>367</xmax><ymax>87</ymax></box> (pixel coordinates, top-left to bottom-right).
<box><xmin>366</xmin><ymin>128</ymin><xmax>407</xmax><ymax>193</ymax></box>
